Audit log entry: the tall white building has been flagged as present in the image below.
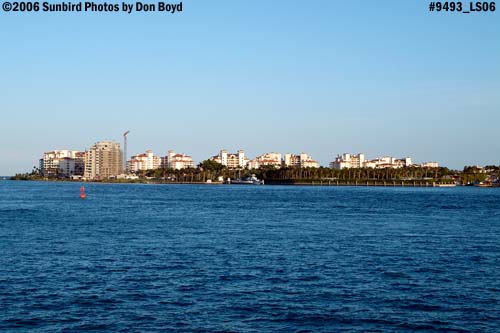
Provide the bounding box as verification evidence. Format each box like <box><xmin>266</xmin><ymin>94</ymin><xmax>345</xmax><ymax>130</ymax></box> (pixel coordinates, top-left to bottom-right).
<box><xmin>162</xmin><ymin>150</ymin><xmax>194</xmax><ymax>170</ymax></box>
<box><xmin>41</xmin><ymin>150</ymin><xmax>84</xmax><ymax>177</ymax></box>
<box><xmin>59</xmin><ymin>153</ymin><xmax>85</xmax><ymax>178</ymax></box>
<box><xmin>127</xmin><ymin>150</ymin><xmax>161</xmax><ymax>173</ymax></box>
<box><xmin>284</xmin><ymin>153</ymin><xmax>320</xmax><ymax>168</ymax></box>
<box><xmin>84</xmin><ymin>141</ymin><xmax>123</xmax><ymax>180</ymax></box>
<box><xmin>211</xmin><ymin>149</ymin><xmax>248</xmax><ymax>169</ymax></box>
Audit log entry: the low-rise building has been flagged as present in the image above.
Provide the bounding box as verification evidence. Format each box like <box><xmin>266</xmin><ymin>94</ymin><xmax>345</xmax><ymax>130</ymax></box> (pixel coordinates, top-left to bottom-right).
<box><xmin>421</xmin><ymin>161</ymin><xmax>439</xmax><ymax>168</ymax></box>
<box><xmin>331</xmin><ymin>153</ymin><xmax>414</xmax><ymax>169</ymax></box>
<box><xmin>366</xmin><ymin>156</ymin><xmax>413</xmax><ymax>169</ymax></box>
<box><xmin>117</xmin><ymin>174</ymin><xmax>140</xmax><ymax>180</ymax></box>
<box><xmin>367</xmin><ymin>156</ymin><xmax>396</xmax><ymax>169</ymax></box>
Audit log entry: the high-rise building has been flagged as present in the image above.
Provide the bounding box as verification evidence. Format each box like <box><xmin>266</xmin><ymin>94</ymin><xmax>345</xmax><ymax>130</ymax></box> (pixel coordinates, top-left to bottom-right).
<box><xmin>162</xmin><ymin>150</ymin><xmax>194</xmax><ymax>170</ymax></box>
<box><xmin>41</xmin><ymin>150</ymin><xmax>84</xmax><ymax>177</ymax></box>
<box><xmin>211</xmin><ymin>149</ymin><xmax>248</xmax><ymax>169</ymax></box>
<box><xmin>247</xmin><ymin>152</ymin><xmax>282</xmax><ymax>169</ymax></box>
<box><xmin>330</xmin><ymin>153</ymin><xmax>365</xmax><ymax>169</ymax></box>
<box><xmin>284</xmin><ymin>153</ymin><xmax>320</xmax><ymax>168</ymax></box>
<box><xmin>84</xmin><ymin>141</ymin><xmax>123</xmax><ymax>180</ymax></box>
<box><xmin>127</xmin><ymin>150</ymin><xmax>161</xmax><ymax>172</ymax></box>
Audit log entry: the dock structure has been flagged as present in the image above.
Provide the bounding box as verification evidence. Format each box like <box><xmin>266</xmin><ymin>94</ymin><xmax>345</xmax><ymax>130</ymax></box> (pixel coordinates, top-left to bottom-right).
<box><xmin>268</xmin><ymin>180</ymin><xmax>457</xmax><ymax>187</ymax></box>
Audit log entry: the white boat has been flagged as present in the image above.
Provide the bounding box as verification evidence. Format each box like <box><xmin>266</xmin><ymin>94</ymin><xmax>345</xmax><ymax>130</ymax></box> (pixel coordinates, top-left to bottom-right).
<box><xmin>230</xmin><ymin>174</ymin><xmax>264</xmax><ymax>185</ymax></box>
<box><xmin>435</xmin><ymin>183</ymin><xmax>456</xmax><ymax>187</ymax></box>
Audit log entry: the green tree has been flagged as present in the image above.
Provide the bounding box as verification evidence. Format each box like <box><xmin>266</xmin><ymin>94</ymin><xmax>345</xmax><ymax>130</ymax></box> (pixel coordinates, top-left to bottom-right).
<box><xmin>198</xmin><ymin>159</ymin><xmax>224</xmax><ymax>172</ymax></box>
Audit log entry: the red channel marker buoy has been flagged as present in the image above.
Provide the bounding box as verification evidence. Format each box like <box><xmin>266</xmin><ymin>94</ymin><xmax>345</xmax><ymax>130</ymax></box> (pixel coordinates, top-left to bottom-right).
<box><xmin>80</xmin><ymin>186</ymin><xmax>86</xmax><ymax>199</ymax></box>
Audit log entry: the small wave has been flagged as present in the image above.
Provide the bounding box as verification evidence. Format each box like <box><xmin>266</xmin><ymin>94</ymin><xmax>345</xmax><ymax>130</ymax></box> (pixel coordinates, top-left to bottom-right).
<box><xmin>66</xmin><ymin>323</ymin><xmax>111</xmax><ymax>331</ymax></box>
<box><xmin>3</xmin><ymin>318</ymin><xmax>42</xmax><ymax>327</ymax></box>
<box><xmin>0</xmin><ymin>208</ymin><xmax>36</xmax><ymax>213</ymax></box>
<box><xmin>399</xmin><ymin>303</ymin><xmax>444</xmax><ymax>312</ymax></box>
<box><xmin>383</xmin><ymin>271</ymin><xmax>411</xmax><ymax>279</ymax></box>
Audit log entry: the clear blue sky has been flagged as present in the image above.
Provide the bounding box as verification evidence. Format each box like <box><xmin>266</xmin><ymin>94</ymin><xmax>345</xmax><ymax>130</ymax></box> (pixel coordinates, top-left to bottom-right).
<box><xmin>1</xmin><ymin>0</ymin><xmax>499</xmax><ymax>175</ymax></box>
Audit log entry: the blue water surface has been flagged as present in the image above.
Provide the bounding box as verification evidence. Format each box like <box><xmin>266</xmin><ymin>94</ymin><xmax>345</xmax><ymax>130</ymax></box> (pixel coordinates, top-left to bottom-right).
<box><xmin>0</xmin><ymin>181</ymin><xmax>499</xmax><ymax>332</ymax></box>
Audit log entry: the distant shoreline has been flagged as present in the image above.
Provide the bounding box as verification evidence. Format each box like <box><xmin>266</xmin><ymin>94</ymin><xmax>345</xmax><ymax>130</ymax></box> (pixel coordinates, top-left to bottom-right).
<box><xmin>4</xmin><ymin>178</ymin><xmax>477</xmax><ymax>188</ymax></box>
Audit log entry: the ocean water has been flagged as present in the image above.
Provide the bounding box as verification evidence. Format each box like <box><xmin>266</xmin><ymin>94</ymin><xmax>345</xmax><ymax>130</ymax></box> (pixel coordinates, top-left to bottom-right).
<box><xmin>0</xmin><ymin>181</ymin><xmax>499</xmax><ymax>332</ymax></box>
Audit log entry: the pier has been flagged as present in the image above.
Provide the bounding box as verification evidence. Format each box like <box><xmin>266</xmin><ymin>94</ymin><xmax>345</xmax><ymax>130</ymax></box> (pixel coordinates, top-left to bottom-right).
<box><xmin>266</xmin><ymin>180</ymin><xmax>457</xmax><ymax>187</ymax></box>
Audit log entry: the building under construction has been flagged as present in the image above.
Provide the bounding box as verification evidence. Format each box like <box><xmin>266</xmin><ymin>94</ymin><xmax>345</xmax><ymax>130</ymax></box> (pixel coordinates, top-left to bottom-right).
<box><xmin>84</xmin><ymin>141</ymin><xmax>123</xmax><ymax>180</ymax></box>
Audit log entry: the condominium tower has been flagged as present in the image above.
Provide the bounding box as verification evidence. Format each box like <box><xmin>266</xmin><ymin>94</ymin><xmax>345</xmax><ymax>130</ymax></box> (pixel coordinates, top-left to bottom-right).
<box><xmin>163</xmin><ymin>150</ymin><xmax>195</xmax><ymax>170</ymax></box>
<box><xmin>211</xmin><ymin>149</ymin><xmax>247</xmax><ymax>169</ymax></box>
<box><xmin>84</xmin><ymin>141</ymin><xmax>123</xmax><ymax>180</ymax></box>
<box><xmin>330</xmin><ymin>153</ymin><xmax>366</xmax><ymax>169</ymax></box>
<box><xmin>284</xmin><ymin>153</ymin><xmax>320</xmax><ymax>168</ymax></box>
<box><xmin>40</xmin><ymin>150</ymin><xmax>85</xmax><ymax>177</ymax></box>
<box><xmin>127</xmin><ymin>150</ymin><xmax>161</xmax><ymax>172</ymax></box>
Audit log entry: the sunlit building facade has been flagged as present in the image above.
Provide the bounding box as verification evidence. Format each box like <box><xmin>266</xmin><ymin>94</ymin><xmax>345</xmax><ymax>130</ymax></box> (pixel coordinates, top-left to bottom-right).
<box><xmin>84</xmin><ymin>141</ymin><xmax>123</xmax><ymax>180</ymax></box>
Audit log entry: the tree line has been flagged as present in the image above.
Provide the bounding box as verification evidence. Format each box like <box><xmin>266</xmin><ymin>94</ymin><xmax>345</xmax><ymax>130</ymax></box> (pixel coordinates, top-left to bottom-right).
<box><xmin>11</xmin><ymin>160</ymin><xmax>500</xmax><ymax>184</ymax></box>
<box><xmin>135</xmin><ymin>160</ymin><xmax>492</xmax><ymax>184</ymax></box>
